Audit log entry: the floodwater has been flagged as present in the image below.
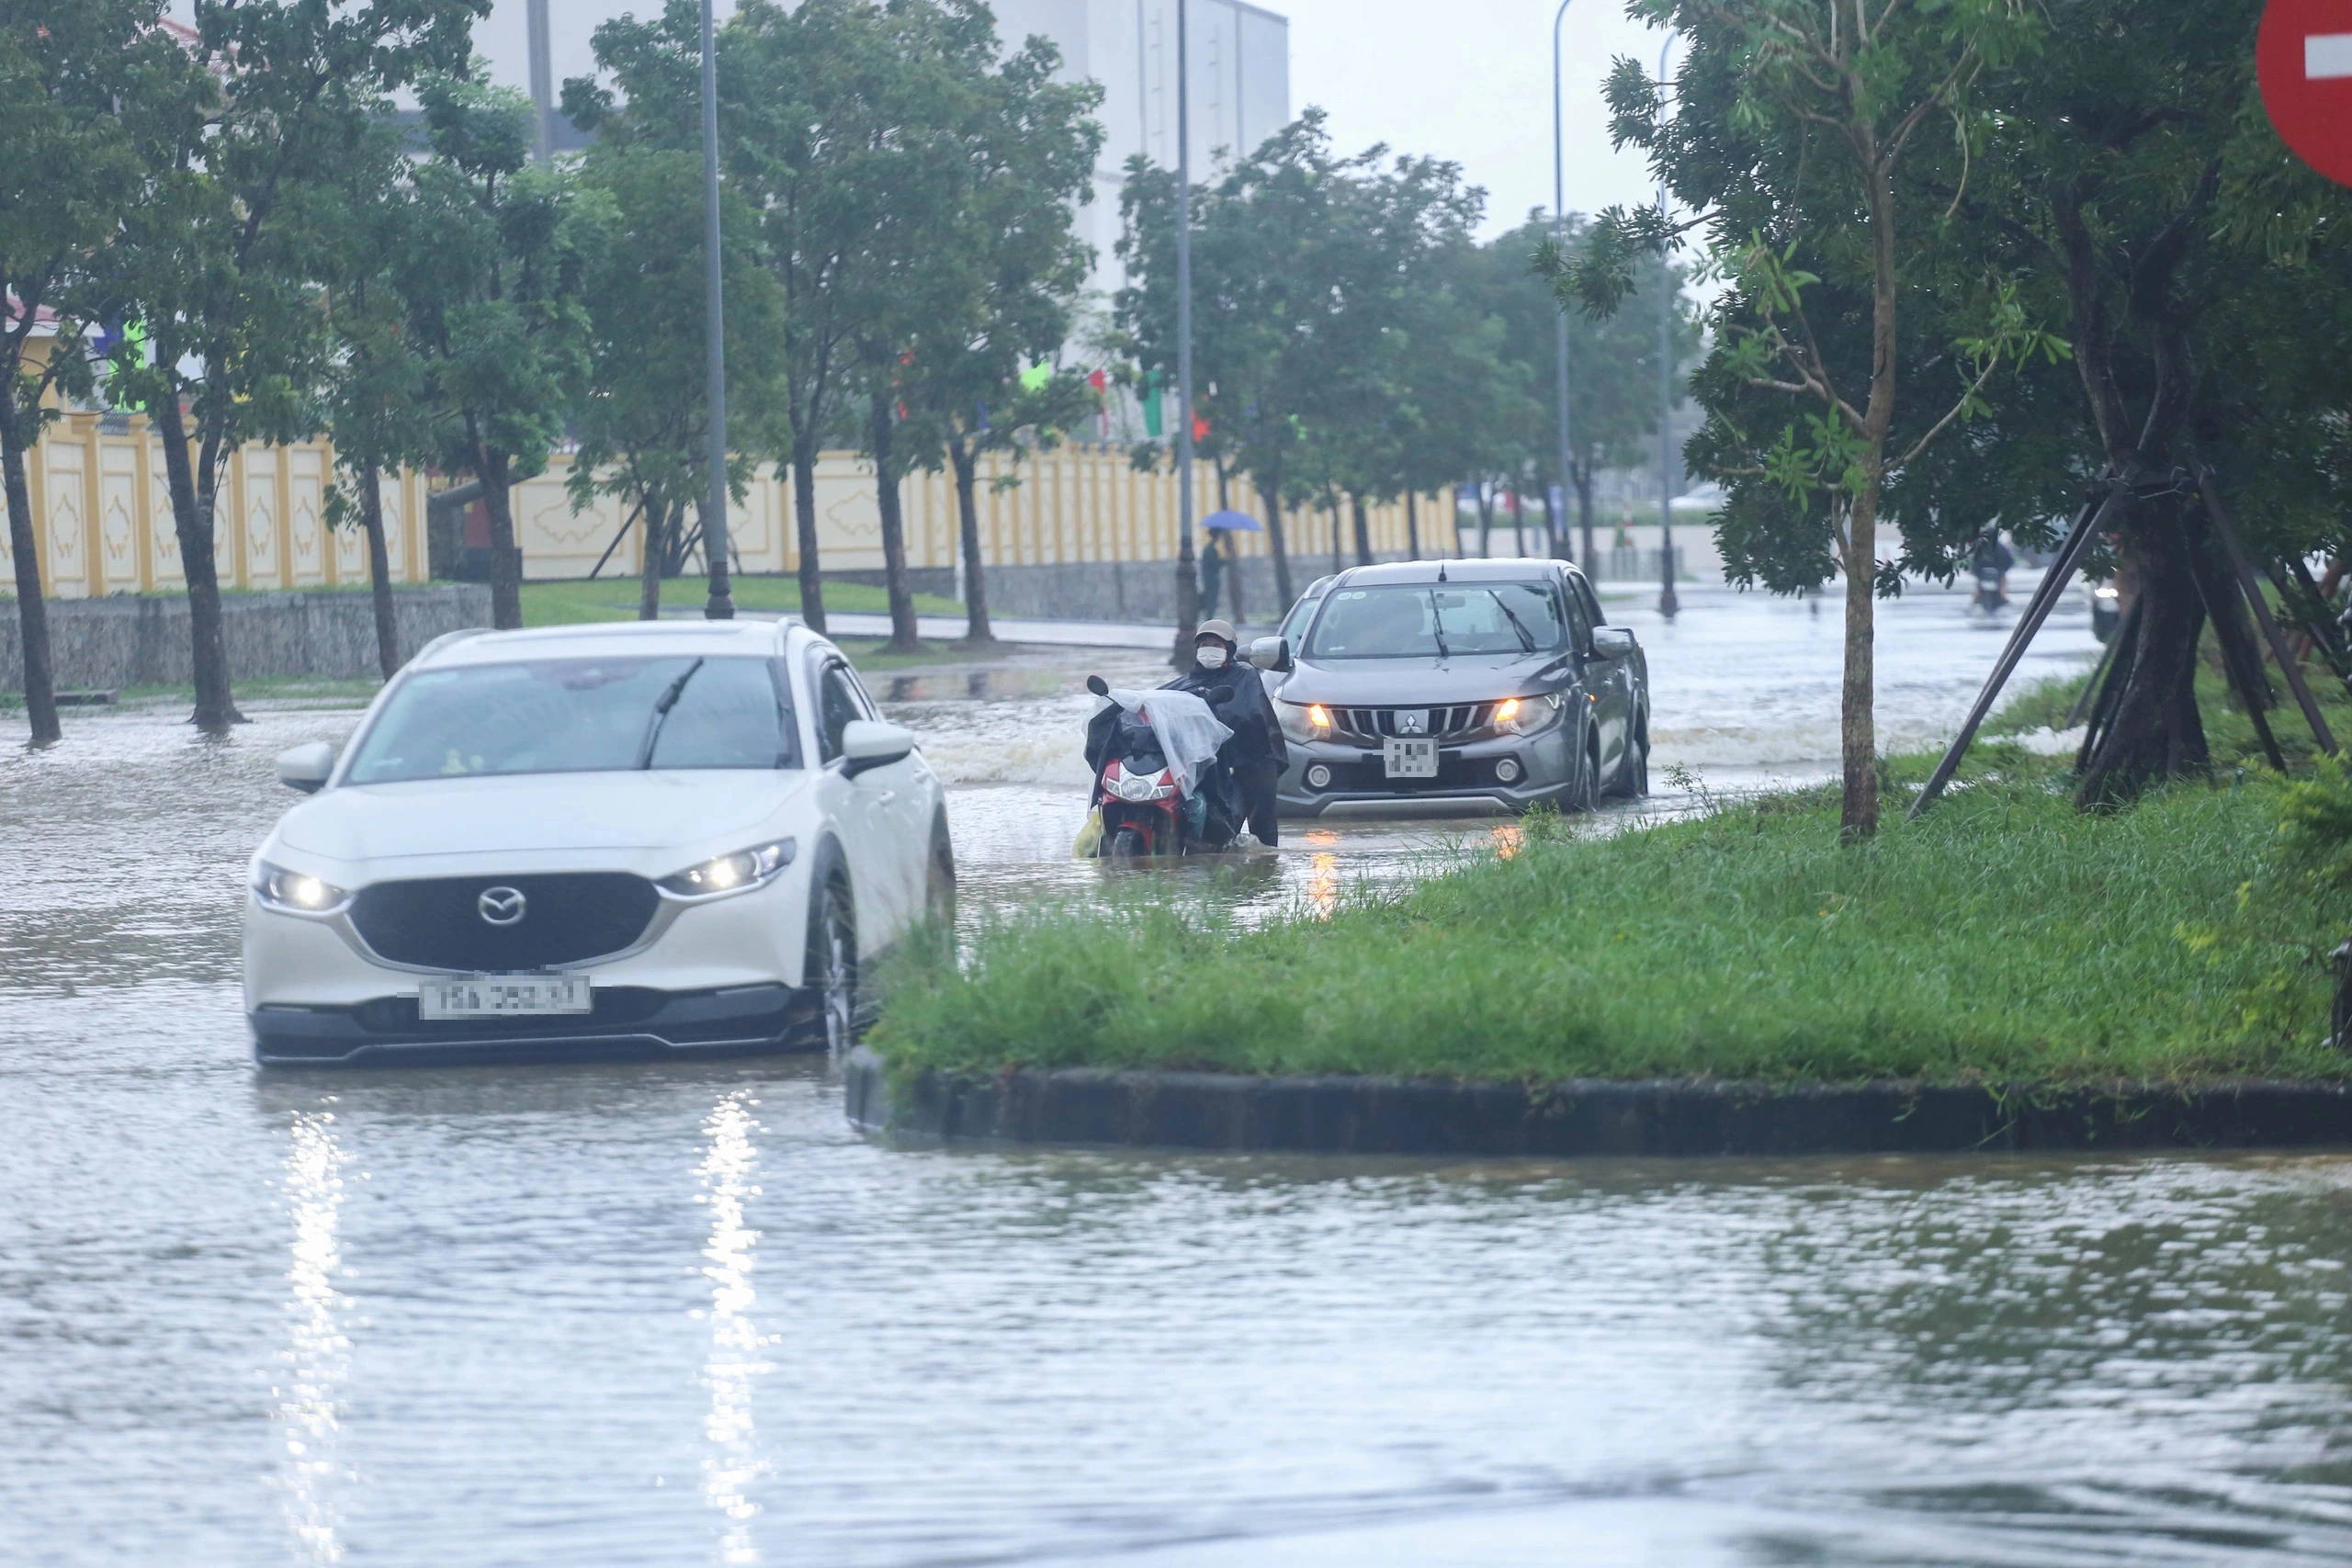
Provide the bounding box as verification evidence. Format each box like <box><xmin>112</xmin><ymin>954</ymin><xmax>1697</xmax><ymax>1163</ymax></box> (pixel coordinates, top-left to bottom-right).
<box><xmin>16</xmin><ymin>576</ymin><xmax>2347</xmax><ymax>1568</ymax></box>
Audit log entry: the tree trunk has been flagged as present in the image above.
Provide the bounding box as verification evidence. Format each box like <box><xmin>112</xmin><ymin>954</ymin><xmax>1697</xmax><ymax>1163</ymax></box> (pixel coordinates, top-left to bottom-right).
<box><xmin>868</xmin><ymin>389</ymin><xmax>919</xmax><ymax>653</ymax></box>
<box><xmin>1839</xmin><ymin>491</ymin><xmax>1881</xmax><ymax>840</ymax></box>
<box><xmin>1329</xmin><ymin>495</ymin><xmax>1342</xmax><ymax>575</ymax></box>
<box><xmin>1351</xmin><ymin>492</ymin><xmax>1374</xmax><ymax>567</ymax></box>
<box><xmin>0</xmin><ymin>374</ymin><xmax>60</xmax><ymax>744</ymax></box>
<box><xmin>1576</xmin><ymin>463</ymin><xmax>1597</xmax><ymax>576</ymax></box>
<box><xmin>2076</xmin><ymin>502</ymin><xmax>2211</xmax><ymax>807</ymax></box>
<box><xmin>949</xmin><ymin>434</ymin><xmax>992</xmax><ymax>645</ymax></box>
<box><xmin>1406</xmin><ymin>491</ymin><xmax>1420</xmax><ymax>559</ymax></box>
<box><xmin>1259</xmin><ymin>474</ymin><xmax>1294</xmax><ymax>611</ymax></box>
<box><xmin>1510</xmin><ymin>486</ymin><xmax>1525</xmax><ymax>557</ymax></box>
<box><xmin>358</xmin><ymin>457</ymin><xmax>399</xmax><ymax>681</ymax></box>
<box><xmin>1476</xmin><ymin>483</ymin><xmax>1492</xmax><ymax>557</ymax></box>
<box><xmin>1838</xmin><ymin>142</ymin><xmax>1905</xmax><ymax>842</ymax></box>
<box><xmin>791</xmin><ymin>430</ymin><xmax>826</xmax><ymax>635</ymax></box>
<box><xmin>639</xmin><ymin>492</ymin><xmax>664</xmax><ymax>621</ymax></box>
<box><xmin>471</xmin><ymin>434</ymin><xmax>522</xmax><ymax>630</ymax></box>
<box><xmin>152</xmin><ymin>389</ymin><xmax>240</xmax><ymax>732</ymax></box>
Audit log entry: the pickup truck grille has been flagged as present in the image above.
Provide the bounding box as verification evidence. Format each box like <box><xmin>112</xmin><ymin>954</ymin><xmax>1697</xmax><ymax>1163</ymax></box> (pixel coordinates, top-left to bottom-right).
<box><xmin>348</xmin><ymin>873</ymin><xmax>660</xmax><ymax>971</ymax></box>
<box><xmin>1327</xmin><ymin>703</ymin><xmax>1498</xmax><ymax>741</ymax></box>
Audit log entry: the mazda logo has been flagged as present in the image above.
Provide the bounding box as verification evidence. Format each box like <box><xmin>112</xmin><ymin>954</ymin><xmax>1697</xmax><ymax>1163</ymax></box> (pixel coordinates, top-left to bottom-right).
<box><xmin>477</xmin><ymin>886</ymin><xmax>527</xmax><ymax>926</ymax></box>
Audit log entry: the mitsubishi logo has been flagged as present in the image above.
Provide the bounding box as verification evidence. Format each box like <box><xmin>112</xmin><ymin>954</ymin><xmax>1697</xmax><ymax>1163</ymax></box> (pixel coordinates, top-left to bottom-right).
<box><xmin>477</xmin><ymin>886</ymin><xmax>527</xmax><ymax>926</ymax></box>
<box><xmin>1394</xmin><ymin>709</ymin><xmax>1428</xmax><ymax>736</ymax></box>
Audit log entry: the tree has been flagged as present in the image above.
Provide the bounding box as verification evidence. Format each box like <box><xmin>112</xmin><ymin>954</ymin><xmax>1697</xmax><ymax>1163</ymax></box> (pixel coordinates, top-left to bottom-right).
<box><xmin>1446</xmin><ymin>215</ymin><xmax>1697</xmax><ymax>563</ymax></box>
<box><xmin>1549</xmin><ymin>0</ymin><xmax>2053</xmax><ymax>839</ymax></box>
<box><xmin>1940</xmin><ymin>0</ymin><xmax>2351</xmax><ymax>807</ymax></box>
<box><xmin>1120</xmin><ymin>112</ymin><xmax>1452</xmax><ymax>612</ymax></box>
<box><xmin>889</xmin><ymin>25</ymin><xmax>1102</xmax><ymax>646</ymax></box>
<box><xmin>565</xmin><ymin>6</ymin><xmax>787</xmax><ymax>624</ymax></box>
<box><xmin>317</xmin><ymin>186</ymin><xmax>431</xmax><ymax>682</ymax></box>
<box><xmin>0</xmin><ymin>1</ymin><xmax>187</xmax><ymax>744</ymax></box>
<box><xmin>724</xmin><ymin>0</ymin><xmax>943</xmax><ymax>636</ymax></box>
<box><xmin>115</xmin><ymin>0</ymin><xmax>481</xmax><ymax>732</ymax></box>
<box><xmin>398</xmin><ymin>73</ymin><xmax>602</xmax><ymax>631</ymax></box>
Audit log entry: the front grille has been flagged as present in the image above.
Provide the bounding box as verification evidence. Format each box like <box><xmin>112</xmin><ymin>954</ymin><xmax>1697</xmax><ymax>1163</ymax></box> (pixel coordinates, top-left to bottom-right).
<box><xmin>1322</xmin><ymin>753</ymin><xmax>1518</xmax><ymax>793</ymax></box>
<box><xmin>1329</xmin><ymin>703</ymin><xmax>1498</xmax><ymax>741</ymax></box>
<box><xmin>348</xmin><ymin>873</ymin><xmax>660</xmax><ymax>971</ymax></box>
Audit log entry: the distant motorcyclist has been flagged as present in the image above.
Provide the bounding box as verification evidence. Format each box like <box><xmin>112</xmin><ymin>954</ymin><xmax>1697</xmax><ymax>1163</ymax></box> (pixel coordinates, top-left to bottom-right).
<box><xmin>1971</xmin><ymin>531</ymin><xmax>2015</xmax><ymax>608</ymax></box>
<box><xmin>1166</xmin><ymin>618</ymin><xmax>1287</xmax><ymax>846</ymax></box>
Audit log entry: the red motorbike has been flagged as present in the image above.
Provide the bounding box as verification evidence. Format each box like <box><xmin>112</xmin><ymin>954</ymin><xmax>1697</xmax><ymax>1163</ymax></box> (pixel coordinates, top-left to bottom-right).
<box><xmin>1083</xmin><ymin>675</ymin><xmax>1236</xmax><ymax>859</ymax></box>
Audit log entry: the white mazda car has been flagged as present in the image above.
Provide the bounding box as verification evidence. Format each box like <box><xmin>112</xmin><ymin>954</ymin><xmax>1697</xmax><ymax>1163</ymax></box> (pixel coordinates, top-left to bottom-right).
<box><xmin>242</xmin><ymin>618</ymin><xmax>951</xmax><ymax>1066</ymax></box>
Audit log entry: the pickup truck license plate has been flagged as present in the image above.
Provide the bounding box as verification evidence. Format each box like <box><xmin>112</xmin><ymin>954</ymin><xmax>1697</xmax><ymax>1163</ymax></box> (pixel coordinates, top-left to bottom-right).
<box><xmin>1383</xmin><ymin>738</ymin><xmax>1438</xmax><ymax>779</ymax></box>
<box><xmin>419</xmin><ymin>975</ymin><xmax>593</xmax><ymax>1019</ymax></box>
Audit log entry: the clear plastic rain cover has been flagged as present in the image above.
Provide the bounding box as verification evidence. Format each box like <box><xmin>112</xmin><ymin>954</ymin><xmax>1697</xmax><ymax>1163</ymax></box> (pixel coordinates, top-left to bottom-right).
<box><xmin>1103</xmin><ymin>688</ymin><xmax>1231</xmax><ymax>800</ymax></box>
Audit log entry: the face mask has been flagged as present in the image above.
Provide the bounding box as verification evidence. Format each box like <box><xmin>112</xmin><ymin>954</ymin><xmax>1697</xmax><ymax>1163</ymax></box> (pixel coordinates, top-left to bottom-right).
<box><xmin>1197</xmin><ymin>647</ymin><xmax>1229</xmax><ymax>670</ymax></box>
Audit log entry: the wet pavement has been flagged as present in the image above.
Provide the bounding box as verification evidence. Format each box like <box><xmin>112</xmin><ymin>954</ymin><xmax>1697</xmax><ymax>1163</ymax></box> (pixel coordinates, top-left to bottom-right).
<box><xmin>17</xmin><ymin>576</ymin><xmax>2350</xmax><ymax>1568</ymax></box>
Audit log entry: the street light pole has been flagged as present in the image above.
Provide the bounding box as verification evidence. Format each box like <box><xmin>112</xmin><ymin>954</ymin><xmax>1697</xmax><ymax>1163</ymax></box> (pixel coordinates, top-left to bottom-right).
<box><xmin>700</xmin><ymin>0</ymin><xmax>733</xmax><ymax>620</ymax></box>
<box><xmin>1655</xmin><ymin>33</ymin><xmax>1679</xmax><ymax>619</ymax></box>
<box><xmin>1170</xmin><ymin>0</ymin><xmax>1199</xmax><ymax>664</ymax></box>
<box><xmin>1553</xmin><ymin>0</ymin><xmax>1578</xmax><ymax>569</ymax></box>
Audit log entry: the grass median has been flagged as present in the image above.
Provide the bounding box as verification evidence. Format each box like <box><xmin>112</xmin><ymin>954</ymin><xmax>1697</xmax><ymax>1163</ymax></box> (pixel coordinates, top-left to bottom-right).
<box><xmin>876</xmin><ymin>668</ymin><xmax>2352</xmax><ymax>1088</ymax></box>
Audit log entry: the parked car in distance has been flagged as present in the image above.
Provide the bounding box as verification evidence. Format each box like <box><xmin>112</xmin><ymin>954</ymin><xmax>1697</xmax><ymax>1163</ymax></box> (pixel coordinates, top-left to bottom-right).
<box><xmin>243</xmin><ymin>618</ymin><xmax>950</xmax><ymax>1066</ymax></box>
<box><xmin>1272</xmin><ymin>558</ymin><xmax>1648</xmax><ymax>817</ymax></box>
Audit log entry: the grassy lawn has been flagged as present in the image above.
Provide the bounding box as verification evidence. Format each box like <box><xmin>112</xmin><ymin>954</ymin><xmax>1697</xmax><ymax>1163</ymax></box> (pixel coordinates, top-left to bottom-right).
<box><xmin>876</xmin><ymin>651</ymin><xmax>2352</xmax><ymax>1088</ymax></box>
<box><xmin>520</xmin><ymin>574</ymin><xmax>965</xmax><ymax>627</ymax></box>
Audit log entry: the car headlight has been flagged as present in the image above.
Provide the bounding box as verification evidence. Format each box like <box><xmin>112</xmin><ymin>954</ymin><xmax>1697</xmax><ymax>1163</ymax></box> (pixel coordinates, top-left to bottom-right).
<box><xmin>659</xmin><ymin>839</ymin><xmax>796</xmax><ymax>899</ymax></box>
<box><xmin>1494</xmin><ymin>694</ymin><xmax>1563</xmax><ymax>736</ymax></box>
<box><xmin>253</xmin><ymin>860</ymin><xmax>351</xmax><ymax>916</ymax></box>
<box><xmin>1280</xmin><ymin>701</ymin><xmax>1332</xmax><ymax>744</ymax></box>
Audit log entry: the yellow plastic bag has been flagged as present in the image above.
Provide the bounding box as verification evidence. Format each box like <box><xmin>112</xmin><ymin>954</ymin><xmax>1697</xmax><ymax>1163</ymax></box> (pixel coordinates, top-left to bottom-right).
<box><xmin>1072</xmin><ymin>806</ymin><xmax>1104</xmax><ymax>860</ymax></box>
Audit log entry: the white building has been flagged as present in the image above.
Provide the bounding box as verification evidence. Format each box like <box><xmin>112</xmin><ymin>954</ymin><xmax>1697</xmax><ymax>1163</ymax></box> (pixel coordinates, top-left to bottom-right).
<box><xmin>473</xmin><ymin>1</ymin><xmax>1288</xmax><ymax>300</ymax></box>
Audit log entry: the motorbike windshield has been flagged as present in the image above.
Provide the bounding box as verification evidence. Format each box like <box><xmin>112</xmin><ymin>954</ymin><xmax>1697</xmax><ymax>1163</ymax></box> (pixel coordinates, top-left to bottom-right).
<box><xmin>1304</xmin><ymin>583</ymin><xmax>1568</xmax><ymax>660</ymax></box>
<box><xmin>1103</xmin><ymin>687</ymin><xmax>1230</xmax><ymax>800</ymax></box>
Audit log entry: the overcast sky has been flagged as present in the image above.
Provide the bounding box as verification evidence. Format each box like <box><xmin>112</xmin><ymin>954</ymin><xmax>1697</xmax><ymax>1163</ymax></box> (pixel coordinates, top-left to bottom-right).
<box><xmin>1277</xmin><ymin>0</ymin><xmax>1673</xmax><ymax>239</ymax></box>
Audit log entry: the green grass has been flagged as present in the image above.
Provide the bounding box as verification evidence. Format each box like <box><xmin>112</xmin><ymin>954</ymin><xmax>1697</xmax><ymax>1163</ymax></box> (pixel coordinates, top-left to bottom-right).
<box><xmin>876</xmin><ymin>645</ymin><xmax>2352</xmax><ymax>1088</ymax></box>
<box><xmin>520</xmin><ymin>574</ymin><xmax>965</xmax><ymax>627</ymax></box>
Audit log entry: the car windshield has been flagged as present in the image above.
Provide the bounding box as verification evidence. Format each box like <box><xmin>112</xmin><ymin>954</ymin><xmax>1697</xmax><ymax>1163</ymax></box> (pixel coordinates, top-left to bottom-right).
<box><xmin>345</xmin><ymin>656</ymin><xmax>799</xmax><ymax>784</ymax></box>
<box><xmin>1304</xmin><ymin>582</ymin><xmax>1568</xmax><ymax>660</ymax></box>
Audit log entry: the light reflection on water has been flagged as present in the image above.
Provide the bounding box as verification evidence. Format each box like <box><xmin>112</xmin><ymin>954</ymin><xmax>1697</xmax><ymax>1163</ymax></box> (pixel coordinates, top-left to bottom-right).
<box><xmin>696</xmin><ymin>1090</ymin><xmax>770</xmax><ymax>1565</ymax></box>
<box><xmin>274</xmin><ymin>1111</ymin><xmax>350</xmax><ymax>1565</ymax></box>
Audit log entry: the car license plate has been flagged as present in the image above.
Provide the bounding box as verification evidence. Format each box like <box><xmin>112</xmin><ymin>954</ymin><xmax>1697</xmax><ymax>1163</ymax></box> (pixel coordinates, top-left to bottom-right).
<box><xmin>1384</xmin><ymin>738</ymin><xmax>1438</xmax><ymax>779</ymax></box>
<box><xmin>419</xmin><ymin>975</ymin><xmax>593</xmax><ymax>1020</ymax></box>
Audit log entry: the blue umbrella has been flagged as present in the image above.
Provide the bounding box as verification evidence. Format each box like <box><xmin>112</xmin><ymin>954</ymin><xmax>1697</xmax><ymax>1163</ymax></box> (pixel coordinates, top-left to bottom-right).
<box><xmin>1202</xmin><ymin>509</ymin><xmax>1261</xmax><ymax>533</ymax></box>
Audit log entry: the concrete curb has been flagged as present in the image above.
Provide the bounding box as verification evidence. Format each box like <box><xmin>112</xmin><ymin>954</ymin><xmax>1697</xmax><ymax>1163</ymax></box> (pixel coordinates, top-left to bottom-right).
<box><xmin>842</xmin><ymin>1048</ymin><xmax>2352</xmax><ymax>1158</ymax></box>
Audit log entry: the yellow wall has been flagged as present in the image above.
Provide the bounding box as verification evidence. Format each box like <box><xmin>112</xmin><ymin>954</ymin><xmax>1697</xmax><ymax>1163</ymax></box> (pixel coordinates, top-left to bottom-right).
<box><xmin>0</xmin><ymin>409</ymin><xmax>429</xmax><ymax>598</ymax></box>
<box><xmin>0</xmin><ymin>412</ymin><xmax>1449</xmax><ymax>596</ymax></box>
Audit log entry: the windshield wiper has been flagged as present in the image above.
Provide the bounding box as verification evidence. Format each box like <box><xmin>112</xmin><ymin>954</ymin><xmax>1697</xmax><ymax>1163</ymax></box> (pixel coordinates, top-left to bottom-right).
<box><xmin>636</xmin><ymin>658</ymin><xmax>705</xmax><ymax>768</ymax></box>
<box><xmin>1428</xmin><ymin>592</ymin><xmax>1452</xmax><ymax>660</ymax></box>
<box><xmin>1486</xmin><ymin>590</ymin><xmax>1538</xmax><ymax>653</ymax></box>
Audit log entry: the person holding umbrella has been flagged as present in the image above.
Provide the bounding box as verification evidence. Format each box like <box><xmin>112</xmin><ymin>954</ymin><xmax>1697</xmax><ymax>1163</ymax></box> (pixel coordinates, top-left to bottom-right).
<box><xmin>1201</xmin><ymin>509</ymin><xmax>1259</xmax><ymax>624</ymax></box>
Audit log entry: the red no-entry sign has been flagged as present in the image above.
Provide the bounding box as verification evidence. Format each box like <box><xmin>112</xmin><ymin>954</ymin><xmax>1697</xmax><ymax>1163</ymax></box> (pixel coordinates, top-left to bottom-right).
<box><xmin>2260</xmin><ymin>0</ymin><xmax>2352</xmax><ymax>186</ymax></box>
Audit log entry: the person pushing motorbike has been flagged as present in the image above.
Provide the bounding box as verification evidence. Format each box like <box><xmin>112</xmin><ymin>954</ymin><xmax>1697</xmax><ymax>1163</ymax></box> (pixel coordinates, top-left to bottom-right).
<box><xmin>1166</xmin><ymin>618</ymin><xmax>1287</xmax><ymax>846</ymax></box>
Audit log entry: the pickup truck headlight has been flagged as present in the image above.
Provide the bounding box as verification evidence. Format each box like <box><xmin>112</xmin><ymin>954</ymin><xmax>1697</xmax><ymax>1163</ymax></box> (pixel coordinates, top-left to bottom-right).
<box><xmin>253</xmin><ymin>860</ymin><xmax>351</xmax><ymax>916</ymax></box>
<box><xmin>1494</xmin><ymin>694</ymin><xmax>1563</xmax><ymax>736</ymax></box>
<box><xmin>1280</xmin><ymin>701</ymin><xmax>1331</xmax><ymax>744</ymax></box>
<box><xmin>659</xmin><ymin>839</ymin><xmax>796</xmax><ymax>899</ymax></box>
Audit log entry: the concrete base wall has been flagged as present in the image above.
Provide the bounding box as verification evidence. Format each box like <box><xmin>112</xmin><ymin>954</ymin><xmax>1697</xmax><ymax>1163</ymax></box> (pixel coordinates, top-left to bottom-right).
<box><xmin>0</xmin><ymin>586</ymin><xmax>492</xmax><ymax>693</ymax></box>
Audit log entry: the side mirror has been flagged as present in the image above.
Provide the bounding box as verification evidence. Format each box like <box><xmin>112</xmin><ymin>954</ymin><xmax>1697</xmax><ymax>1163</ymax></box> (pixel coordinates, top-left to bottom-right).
<box><xmin>1085</xmin><ymin>674</ymin><xmax>1110</xmax><ymax>697</ymax></box>
<box><xmin>276</xmin><ymin>740</ymin><xmax>334</xmax><ymax>794</ymax></box>
<box><xmin>842</xmin><ymin>719</ymin><xmax>915</xmax><ymax>778</ymax></box>
<box><xmin>1589</xmin><ymin>626</ymin><xmax>1636</xmax><ymax>660</ymax></box>
<box><xmin>1247</xmin><ymin>636</ymin><xmax>1294</xmax><ymax>673</ymax></box>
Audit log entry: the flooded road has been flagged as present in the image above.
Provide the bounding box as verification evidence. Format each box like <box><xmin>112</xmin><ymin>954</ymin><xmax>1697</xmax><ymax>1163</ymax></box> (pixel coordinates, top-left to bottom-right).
<box><xmin>17</xmin><ymin>577</ymin><xmax>2348</xmax><ymax>1568</ymax></box>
